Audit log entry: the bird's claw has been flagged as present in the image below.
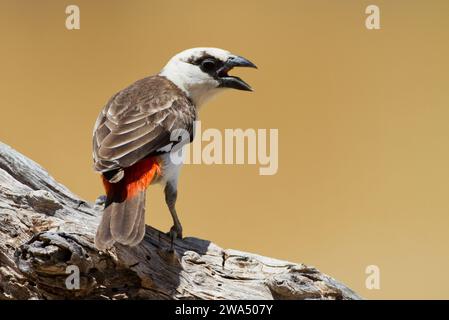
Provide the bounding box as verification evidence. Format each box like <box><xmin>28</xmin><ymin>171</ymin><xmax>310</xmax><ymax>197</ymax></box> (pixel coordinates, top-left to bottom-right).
<box><xmin>167</xmin><ymin>225</ymin><xmax>183</xmax><ymax>251</ymax></box>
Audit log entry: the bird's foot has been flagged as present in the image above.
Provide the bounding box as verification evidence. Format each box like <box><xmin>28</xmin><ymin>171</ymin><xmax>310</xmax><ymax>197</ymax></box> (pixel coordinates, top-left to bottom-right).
<box><xmin>166</xmin><ymin>224</ymin><xmax>183</xmax><ymax>251</ymax></box>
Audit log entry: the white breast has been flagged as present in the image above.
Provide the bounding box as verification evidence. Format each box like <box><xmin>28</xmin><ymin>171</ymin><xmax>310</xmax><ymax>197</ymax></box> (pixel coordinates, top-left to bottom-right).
<box><xmin>157</xmin><ymin>153</ymin><xmax>183</xmax><ymax>186</ymax></box>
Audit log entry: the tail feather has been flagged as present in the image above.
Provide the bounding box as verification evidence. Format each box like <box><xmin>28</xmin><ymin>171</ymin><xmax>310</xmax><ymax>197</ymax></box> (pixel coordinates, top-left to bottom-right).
<box><xmin>110</xmin><ymin>190</ymin><xmax>145</xmax><ymax>244</ymax></box>
<box><xmin>94</xmin><ymin>157</ymin><xmax>160</xmax><ymax>250</ymax></box>
<box><xmin>94</xmin><ymin>207</ymin><xmax>115</xmax><ymax>251</ymax></box>
<box><xmin>126</xmin><ymin>200</ymin><xmax>146</xmax><ymax>246</ymax></box>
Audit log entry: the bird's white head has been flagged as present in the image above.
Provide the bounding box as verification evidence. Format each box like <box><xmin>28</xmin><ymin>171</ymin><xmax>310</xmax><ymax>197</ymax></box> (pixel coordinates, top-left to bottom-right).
<box><xmin>159</xmin><ymin>47</ymin><xmax>257</xmax><ymax>106</ymax></box>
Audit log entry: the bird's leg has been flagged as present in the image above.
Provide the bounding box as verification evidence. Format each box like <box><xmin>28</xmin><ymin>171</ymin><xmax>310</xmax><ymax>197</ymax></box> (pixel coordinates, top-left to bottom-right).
<box><xmin>164</xmin><ymin>182</ymin><xmax>182</xmax><ymax>250</ymax></box>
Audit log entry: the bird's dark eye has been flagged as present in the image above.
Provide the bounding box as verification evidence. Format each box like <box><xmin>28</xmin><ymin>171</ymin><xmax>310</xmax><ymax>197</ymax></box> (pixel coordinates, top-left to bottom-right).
<box><xmin>200</xmin><ymin>59</ymin><xmax>216</xmax><ymax>72</ymax></box>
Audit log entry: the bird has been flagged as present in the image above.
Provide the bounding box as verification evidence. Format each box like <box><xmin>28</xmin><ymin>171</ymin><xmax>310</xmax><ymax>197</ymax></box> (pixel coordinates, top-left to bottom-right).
<box><xmin>92</xmin><ymin>48</ymin><xmax>257</xmax><ymax>250</ymax></box>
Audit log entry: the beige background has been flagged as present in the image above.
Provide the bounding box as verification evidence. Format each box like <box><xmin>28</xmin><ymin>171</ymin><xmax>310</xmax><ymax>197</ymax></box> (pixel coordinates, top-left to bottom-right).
<box><xmin>1</xmin><ymin>0</ymin><xmax>448</xmax><ymax>299</ymax></box>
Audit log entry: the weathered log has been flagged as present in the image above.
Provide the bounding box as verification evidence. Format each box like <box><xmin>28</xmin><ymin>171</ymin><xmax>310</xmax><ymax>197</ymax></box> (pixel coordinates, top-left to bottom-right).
<box><xmin>0</xmin><ymin>142</ymin><xmax>361</xmax><ymax>300</ymax></box>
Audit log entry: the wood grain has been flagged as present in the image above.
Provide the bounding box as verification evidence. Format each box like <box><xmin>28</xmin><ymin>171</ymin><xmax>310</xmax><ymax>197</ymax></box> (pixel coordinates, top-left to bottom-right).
<box><xmin>0</xmin><ymin>142</ymin><xmax>361</xmax><ymax>300</ymax></box>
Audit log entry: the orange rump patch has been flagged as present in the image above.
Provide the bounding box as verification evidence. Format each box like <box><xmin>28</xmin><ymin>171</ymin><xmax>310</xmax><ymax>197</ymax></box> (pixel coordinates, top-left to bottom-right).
<box><xmin>102</xmin><ymin>157</ymin><xmax>161</xmax><ymax>201</ymax></box>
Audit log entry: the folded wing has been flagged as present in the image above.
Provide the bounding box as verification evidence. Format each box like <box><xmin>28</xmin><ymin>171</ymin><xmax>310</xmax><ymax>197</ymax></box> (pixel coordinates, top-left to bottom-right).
<box><xmin>93</xmin><ymin>76</ymin><xmax>196</xmax><ymax>173</ymax></box>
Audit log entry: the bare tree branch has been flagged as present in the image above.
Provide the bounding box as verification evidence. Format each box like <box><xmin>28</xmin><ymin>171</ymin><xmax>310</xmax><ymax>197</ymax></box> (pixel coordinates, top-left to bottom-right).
<box><xmin>0</xmin><ymin>142</ymin><xmax>361</xmax><ymax>300</ymax></box>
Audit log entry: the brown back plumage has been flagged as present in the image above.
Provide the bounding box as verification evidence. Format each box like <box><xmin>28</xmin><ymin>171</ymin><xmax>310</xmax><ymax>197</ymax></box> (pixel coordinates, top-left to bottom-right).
<box><xmin>93</xmin><ymin>75</ymin><xmax>197</xmax><ymax>174</ymax></box>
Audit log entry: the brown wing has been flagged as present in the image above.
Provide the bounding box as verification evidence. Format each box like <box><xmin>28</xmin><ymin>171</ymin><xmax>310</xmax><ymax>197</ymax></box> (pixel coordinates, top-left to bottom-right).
<box><xmin>93</xmin><ymin>75</ymin><xmax>196</xmax><ymax>173</ymax></box>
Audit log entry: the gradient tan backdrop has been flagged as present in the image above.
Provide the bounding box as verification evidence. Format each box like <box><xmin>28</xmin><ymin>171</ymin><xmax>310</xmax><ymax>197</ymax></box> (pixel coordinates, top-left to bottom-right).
<box><xmin>1</xmin><ymin>0</ymin><xmax>448</xmax><ymax>299</ymax></box>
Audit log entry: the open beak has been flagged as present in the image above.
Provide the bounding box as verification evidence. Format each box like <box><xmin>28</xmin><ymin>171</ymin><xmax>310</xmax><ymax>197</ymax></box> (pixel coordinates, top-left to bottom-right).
<box><xmin>217</xmin><ymin>55</ymin><xmax>257</xmax><ymax>91</ymax></box>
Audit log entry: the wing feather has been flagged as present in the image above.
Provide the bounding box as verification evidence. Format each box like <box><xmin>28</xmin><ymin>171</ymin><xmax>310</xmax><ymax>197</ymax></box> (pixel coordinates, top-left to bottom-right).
<box><xmin>92</xmin><ymin>76</ymin><xmax>196</xmax><ymax>172</ymax></box>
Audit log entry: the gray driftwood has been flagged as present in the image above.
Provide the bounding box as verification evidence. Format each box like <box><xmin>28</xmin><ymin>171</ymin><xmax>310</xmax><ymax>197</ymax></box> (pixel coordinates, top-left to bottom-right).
<box><xmin>0</xmin><ymin>142</ymin><xmax>361</xmax><ymax>300</ymax></box>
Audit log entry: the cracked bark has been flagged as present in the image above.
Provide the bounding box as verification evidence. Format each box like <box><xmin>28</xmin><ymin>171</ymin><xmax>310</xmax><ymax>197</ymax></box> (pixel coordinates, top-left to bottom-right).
<box><xmin>0</xmin><ymin>142</ymin><xmax>361</xmax><ymax>300</ymax></box>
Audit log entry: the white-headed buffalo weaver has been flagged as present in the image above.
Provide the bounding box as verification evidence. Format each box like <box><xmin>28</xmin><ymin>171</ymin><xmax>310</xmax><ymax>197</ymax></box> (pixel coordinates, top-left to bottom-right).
<box><xmin>93</xmin><ymin>48</ymin><xmax>257</xmax><ymax>250</ymax></box>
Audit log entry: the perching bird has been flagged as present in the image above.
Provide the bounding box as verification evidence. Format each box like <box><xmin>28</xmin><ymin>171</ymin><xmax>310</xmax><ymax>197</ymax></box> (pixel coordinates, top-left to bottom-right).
<box><xmin>93</xmin><ymin>48</ymin><xmax>256</xmax><ymax>250</ymax></box>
